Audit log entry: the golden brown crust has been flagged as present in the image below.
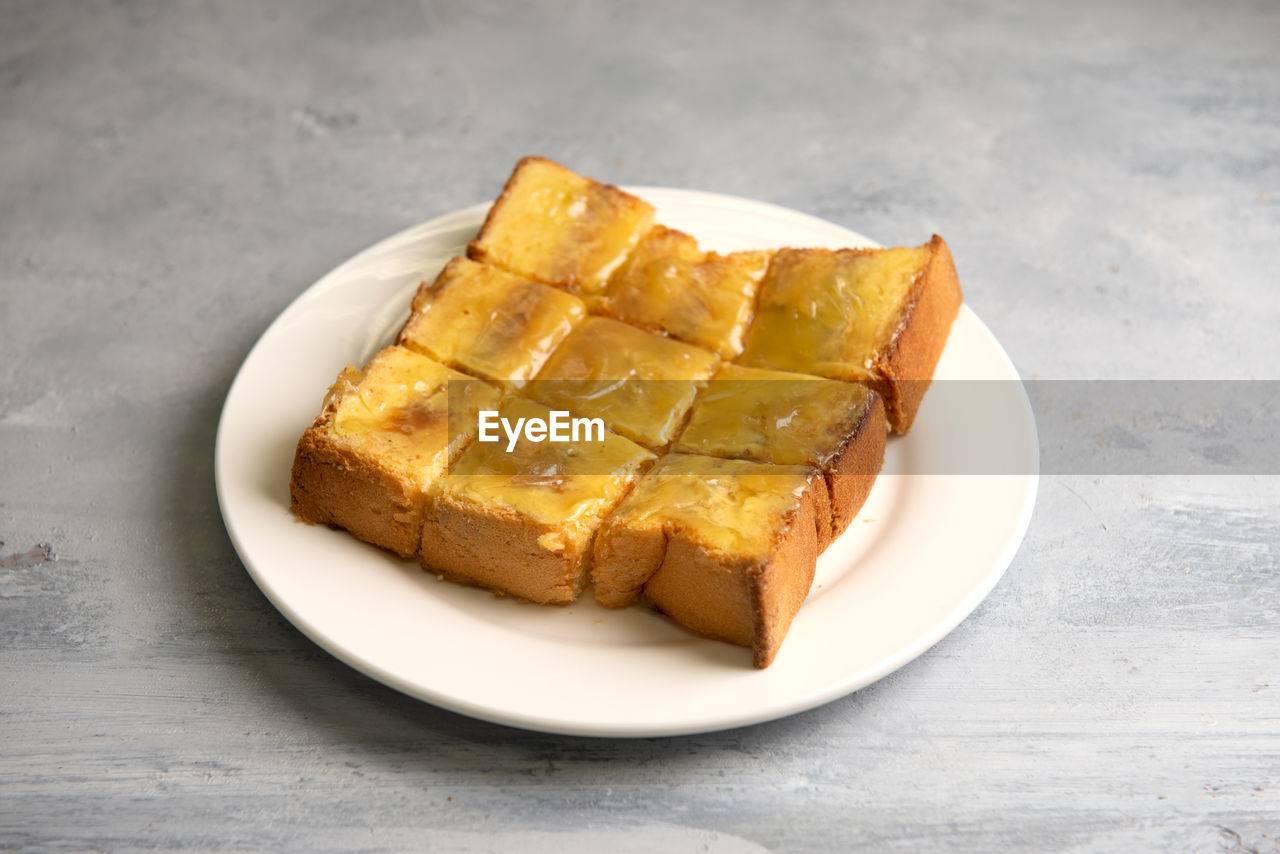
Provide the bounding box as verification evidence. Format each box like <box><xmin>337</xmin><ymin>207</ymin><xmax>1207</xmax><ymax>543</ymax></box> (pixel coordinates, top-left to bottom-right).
<box><xmin>748</xmin><ymin>473</ymin><xmax>826</xmax><ymax>667</ymax></box>
<box><xmin>638</xmin><ymin>471</ymin><xmax>828</xmax><ymax>668</ymax></box>
<box><xmin>289</xmin><ymin>427</ymin><xmax>426</xmax><ymax>558</ymax></box>
<box><xmin>592</xmin><ymin>522</ymin><xmax>668</xmax><ymax>609</ymax></box>
<box><xmin>875</xmin><ymin>235</ymin><xmax>963</xmax><ymax>432</ymax></box>
<box><xmin>642</xmin><ymin>547</ymin><xmax>757</xmax><ymax>650</ymax></box>
<box><xmin>419</xmin><ymin>493</ymin><xmax>589</xmax><ymax>605</ymax></box>
<box><xmin>822</xmin><ymin>391</ymin><xmax>887</xmax><ymax>540</ymax></box>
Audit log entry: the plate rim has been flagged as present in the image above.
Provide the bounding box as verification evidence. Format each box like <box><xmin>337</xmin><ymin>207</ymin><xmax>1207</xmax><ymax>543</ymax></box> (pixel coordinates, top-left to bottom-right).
<box><xmin>214</xmin><ymin>188</ymin><xmax>1039</xmax><ymax>738</ymax></box>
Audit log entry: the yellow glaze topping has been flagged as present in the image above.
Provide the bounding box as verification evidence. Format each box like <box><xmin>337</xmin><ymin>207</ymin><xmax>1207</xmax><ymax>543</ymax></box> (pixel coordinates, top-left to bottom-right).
<box><xmin>527</xmin><ymin>317</ymin><xmax>720</xmax><ymax>449</ymax></box>
<box><xmin>606</xmin><ymin>454</ymin><xmax>815</xmax><ymax>557</ymax></box>
<box><xmin>740</xmin><ymin>245</ymin><xmax>930</xmax><ymax>380</ymax></box>
<box><xmin>603</xmin><ymin>226</ymin><xmax>771</xmax><ymax>359</ymax></box>
<box><xmin>441</xmin><ymin>397</ymin><xmax>653</xmax><ymax>536</ymax></box>
<box><xmin>675</xmin><ymin>364</ymin><xmax>874</xmax><ymax>468</ymax></box>
<box><xmin>399</xmin><ymin>257</ymin><xmax>586</xmax><ymax>388</ymax></box>
<box><xmin>469</xmin><ymin>157</ymin><xmax>655</xmax><ymax>295</ymax></box>
<box><xmin>329</xmin><ymin>346</ymin><xmax>502</xmax><ymax>491</ymax></box>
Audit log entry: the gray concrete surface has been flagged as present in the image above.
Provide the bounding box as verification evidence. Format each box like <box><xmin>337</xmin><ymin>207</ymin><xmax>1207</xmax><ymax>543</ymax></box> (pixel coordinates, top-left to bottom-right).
<box><xmin>2</xmin><ymin>1</ymin><xmax>1278</xmax><ymax>851</ymax></box>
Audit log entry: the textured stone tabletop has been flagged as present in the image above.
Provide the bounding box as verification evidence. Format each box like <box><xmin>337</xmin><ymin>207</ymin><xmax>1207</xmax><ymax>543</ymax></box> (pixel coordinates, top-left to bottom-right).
<box><xmin>2</xmin><ymin>1</ymin><xmax>1277</xmax><ymax>851</ymax></box>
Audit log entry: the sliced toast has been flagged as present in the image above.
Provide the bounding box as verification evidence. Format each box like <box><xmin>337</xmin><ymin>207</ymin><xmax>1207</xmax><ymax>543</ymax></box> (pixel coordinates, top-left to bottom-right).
<box><xmin>674</xmin><ymin>363</ymin><xmax>886</xmax><ymax>539</ymax></box>
<box><xmin>592</xmin><ymin>453</ymin><xmax>830</xmax><ymax>668</ymax></box>
<box><xmin>739</xmin><ymin>235</ymin><xmax>962</xmax><ymax>432</ymax></box>
<box><xmin>290</xmin><ymin>345</ymin><xmax>501</xmax><ymax>557</ymax></box>
<box><xmin>600</xmin><ymin>225</ymin><xmax>771</xmax><ymax>359</ymax></box>
<box><xmin>526</xmin><ymin>316</ymin><xmax>720</xmax><ymax>449</ymax></box>
<box><xmin>467</xmin><ymin>156</ymin><xmax>655</xmax><ymax>299</ymax></box>
<box><xmin>421</xmin><ymin>397</ymin><xmax>654</xmax><ymax>604</ymax></box>
<box><xmin>398</xmin><ymin>256</ymin><xmax>586</xmax><ymax>389</ymax></box>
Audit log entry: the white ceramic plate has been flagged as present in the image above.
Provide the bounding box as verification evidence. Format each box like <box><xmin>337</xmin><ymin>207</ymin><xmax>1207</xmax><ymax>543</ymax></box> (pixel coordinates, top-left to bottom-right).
<box><xmin>215</xmin><ymin>189</ymin><xmax>1039</xmax><ymax>737</ymax></box>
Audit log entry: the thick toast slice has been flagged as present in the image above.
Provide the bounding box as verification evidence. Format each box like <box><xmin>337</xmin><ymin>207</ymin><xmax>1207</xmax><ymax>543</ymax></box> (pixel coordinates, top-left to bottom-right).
<box><xmin>738</xmin><ymin>235</ymin><xmax>962</xmax><ymax>432</ymax></box>
<box><xmin>592</xmin><ymin>454</ymin><xmax>829</xmax><ymax>668</ymax></box>
<box><xmin>526</xmin><ymin>316</ymin><xmax>720</xmax><ymax>450</ymax></box>
<box><xmin>421</xmin><ymin>397</ymin><xmax>654</xmax><ymax>605</ymax></box>
<box><xmin>290</xmin><ymin>345</ymin><xmax>502</xmax><ymax>557</ymax></box>
<box><xmin>674</xmin><ymin>363</ymin><xmax>886</xmax><ymax>540</ymax></box>
<box><xmin>467</xmin><ymin>156</ymin><xmax>655</xmax><ymax>299</ymax></box>
<box><xmin>600</xmin><ymin>225</ymin><xmax>771</xmax><ymax>359</ymax></box>
<box><xmin>398</xmin><ymin>256</ymin><xmax>586</xmax><ymax>389</ymax></box>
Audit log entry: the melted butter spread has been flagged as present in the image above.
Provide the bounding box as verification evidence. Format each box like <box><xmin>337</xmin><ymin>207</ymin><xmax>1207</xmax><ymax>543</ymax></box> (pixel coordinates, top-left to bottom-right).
<box><xmin>528</xmin><ymin>317</ymin><xmax>721</xmax><ymax>448</ymax></box>
<box><xmin>329</xmin><ymin>346</ymin><xmax>501</xmax><ymax>490</ymax></box>
<box><xmin>607</xmin><ymin>454</ymin><xmax>815</xmax><ymax>557</ymax></box>
<box><xmin>471</xmin><ymin>158</ymin><xmax>654</xmax><ymax>294</ymax></box>
<box><xmin>675</xmin><ymin>364</ymin><xmax>873</xmax><ymax>467</ymax></box>
<box><xmin>441</xmin><ymin>397</ymin><xmax>653</xmax><ymax>537</ymax></box>
<box><xmin>740</xmin><ymin>244</ymin><xmax>930</xmax><ymax>379</ymax></box>
<box><xmin>603</xmin><ymin>226</ymin><xmax>771</xmax><ymax>358</ymax></box>
<box><xmin>400</xmin><ymin>257</ymin><xmax>586</xmax><ymax>387</ymax></box>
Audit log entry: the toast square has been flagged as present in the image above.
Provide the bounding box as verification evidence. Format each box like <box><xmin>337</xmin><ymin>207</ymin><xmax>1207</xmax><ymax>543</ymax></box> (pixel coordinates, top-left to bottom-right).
<box><xmin>398</xmin><ymin>256</ymin><xmax>587</xmax><ymax>389</ymax></box>
<box><xmin>592</xmin><ymin>454</ymin><xmax>830</xmax><ymax>668</ymax></box>
<box><xmin>738</xmin><ymin>234</ymin><xmax>962</xmax><ymax>432</ymax></box>
<box><xmin>674</xmin><ymin>363</ymin><xmax>886</xmax><ymax>539</ymax></box>
<box><xmin>467</xmin><ymin>157</ymin><xmax>655</xmax><ymax>298</ymax></box>
<box><xmin>290</xmin><ymin>345</ymin><xmax>502</xmax><ymax>557</ymax></box>
<box><xmin>600</xmin><ymin>225</ymin><xmax>772</xmax><ymax>359</ymax></box>
<box><xmin>526</xmin><ymin>316</ymin><xmax>720</xmax><ymax>449</ymax></box>
<box><xmin>421</xmin><ymin>397</ymin><xmax>654</xmax><ymax>605</ymax></box>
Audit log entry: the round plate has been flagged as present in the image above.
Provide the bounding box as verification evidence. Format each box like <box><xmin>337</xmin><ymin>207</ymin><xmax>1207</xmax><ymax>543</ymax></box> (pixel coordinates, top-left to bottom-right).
<box><xmin>214</xmin><ymin>189</ymin><xmax>1039</xmax><ymax>737</ymax></box>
